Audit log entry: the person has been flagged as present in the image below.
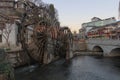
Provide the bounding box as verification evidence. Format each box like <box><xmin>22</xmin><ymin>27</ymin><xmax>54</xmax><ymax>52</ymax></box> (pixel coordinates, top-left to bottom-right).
<box><xmin>0</xmin><ymin>49</ymin><xmax>15</xmax><ymax>80</ymax></box>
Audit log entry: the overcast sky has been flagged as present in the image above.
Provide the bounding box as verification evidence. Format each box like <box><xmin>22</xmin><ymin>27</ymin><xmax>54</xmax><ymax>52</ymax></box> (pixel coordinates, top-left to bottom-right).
<box><xmin>43</xmin><ymin>0</ymin><xmax>119</xmax><ymax>32</ymax></box>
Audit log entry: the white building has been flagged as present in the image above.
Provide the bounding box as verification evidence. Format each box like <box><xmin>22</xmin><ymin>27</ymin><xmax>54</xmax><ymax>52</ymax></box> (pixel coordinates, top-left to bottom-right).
<box><xmin>0</xmin><ymin>22</ymin><xmax>20</xmax><ymax>49</ymax></box>
<box><xmin>79</xmin><ymin>17</ymin><xmax>116</xmax><ymax>39</ymax></box>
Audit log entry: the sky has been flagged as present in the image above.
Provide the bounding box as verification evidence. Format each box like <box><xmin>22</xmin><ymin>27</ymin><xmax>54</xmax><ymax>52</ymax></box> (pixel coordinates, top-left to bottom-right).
<box><xmin>43</xmin><ymin>0</ymin><xmax>120</xmax><ymax>32</ymax></box>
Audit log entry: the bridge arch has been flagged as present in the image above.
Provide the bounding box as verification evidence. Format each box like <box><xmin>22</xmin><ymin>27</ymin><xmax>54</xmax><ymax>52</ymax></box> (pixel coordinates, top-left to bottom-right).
<box><xmin>92</xmin><ymin>46</ymin><xmax>103</xmax><ymax>52</ymax></box>
<box><xmin>110</xmin><ymin>48</ymin><xmax>120</xmax><ymax>56</ymax></box>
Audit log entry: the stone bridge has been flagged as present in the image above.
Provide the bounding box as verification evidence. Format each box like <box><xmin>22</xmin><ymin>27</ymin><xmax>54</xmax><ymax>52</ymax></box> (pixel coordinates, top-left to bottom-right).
<box><xmin>86</xmin><ymin>39</ymin><xmax>120</xmax><ymax>56</ymax></box>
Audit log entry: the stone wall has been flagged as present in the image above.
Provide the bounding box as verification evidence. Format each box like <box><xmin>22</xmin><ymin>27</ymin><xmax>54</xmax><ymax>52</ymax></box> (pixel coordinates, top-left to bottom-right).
<box><xmin>73</xmin><ymin>40</ymin><xmax>87</xmax><ymax>52</ymax></box>
<box><xmin>7</xmin><ymin>50</ymin><xmax>30</xmax><ymax>68</ymax></box>
<box><xmin>0</xmin><ymin>23</ymin><xmax>19</xmax><ymax>48</ymax></box>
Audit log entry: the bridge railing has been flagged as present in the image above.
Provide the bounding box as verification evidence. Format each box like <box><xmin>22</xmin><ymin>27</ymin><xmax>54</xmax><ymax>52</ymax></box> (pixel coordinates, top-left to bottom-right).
<box><xmin>86</xmin><ymin>38</ymin><xmax>120</xmax><ymax>46</ymax></box>
<box><xmin>87</xmin><ymin>37</ymin><xmax>120</xmax><ymax>40</ymax></box>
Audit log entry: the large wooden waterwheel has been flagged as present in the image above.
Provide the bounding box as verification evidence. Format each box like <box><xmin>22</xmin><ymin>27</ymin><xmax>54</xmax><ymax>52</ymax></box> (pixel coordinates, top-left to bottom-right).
<box><xmin>58</xmin><ymin>27</ymin><xmax>73</xmax><ymax>59</ymax></box>
<box><xmin>28</xmin><ymin>24</ymin><xmax>60</xmax><ymax>64</ymax></box>
<box><xmin>17</xmin><ymin>20</ymin><xmax>60</xmax><ymax>64</ymax></box>
<box><xmin>18</xmin><ymin>25</ymin><xmax>73</xmax><ymax>64</ymax></box>
<box><xmin>16</xmin><ymin>0</ymin><xmax>73</xmax><ymax>64</ymax></box>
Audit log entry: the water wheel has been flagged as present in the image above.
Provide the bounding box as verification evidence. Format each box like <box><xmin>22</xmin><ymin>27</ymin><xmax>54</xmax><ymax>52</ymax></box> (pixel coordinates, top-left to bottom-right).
<box><xmin>17</xmin><ymin>20</ymin><xmax>60</xmax><ymax>64</ymax></box>
<box><xmin>16</xmin><ymin>0</ymin><xmax>73</xmax><ymax>64</ymax></box>
<box><xmin>58</xmin><ymin>27</ymin><xmax>73</xmax><ymax>59</ymax></box>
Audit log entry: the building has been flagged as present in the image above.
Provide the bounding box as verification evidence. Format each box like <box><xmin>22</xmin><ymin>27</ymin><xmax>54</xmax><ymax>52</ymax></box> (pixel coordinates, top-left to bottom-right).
<box><xmin>0</xmin><ymin>22</ymin><xmax>19</xmax><ymax>48</ymax></box>
<box><xmin>0</xmin><ymin>0</ymin><xmax>22</xmax><ymax>50</ymax></box>
<box><xmin>0</xmin><ymin>0</ymin><xmax>39</xmax><ymax>50</ymax></box>
<box><xmin>82</xmin><ymin>17</ymin><xmax>116</xmax><ymax>28</ymax></box>
<box><xmin>0</xmin><ymin>0</ymin><xmax>16</xmax><ymax>16</ymax></box>
<box><xmin>73</xmin><ymin>31</ymin><xmax>80</xmax><ymax>41</ymax></box>
<box><xmin>79</xmin><ymin>17</ymin><xmax>116</xmax><ymax>39</ymax></box>
<box><xmin>87</xmin><ymin>21</ymin><xmax>120</xmax><ymax>39</ymax></box>
<box><xmin>79</xmin><ymin>28</ymin><xmax>85</xmax><ymax>39</ymax></box>
<box><xmin>91</xmin><ymin>17</ymin><xmax>101</xmax><ymax>22</ymax></box>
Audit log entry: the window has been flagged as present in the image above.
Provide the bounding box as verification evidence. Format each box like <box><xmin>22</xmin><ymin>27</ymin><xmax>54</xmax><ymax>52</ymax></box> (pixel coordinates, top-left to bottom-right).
<box><xmin>0</xmin><ymin>35</ymin><xmax>2</xmax><ymax>42</ymax></box>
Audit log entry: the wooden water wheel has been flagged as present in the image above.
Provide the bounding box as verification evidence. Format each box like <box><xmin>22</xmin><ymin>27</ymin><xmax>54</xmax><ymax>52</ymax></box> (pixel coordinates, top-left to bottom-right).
<box><xmin>28</xmin><ymin>23</ymin><xmax>60</xmax><ymax>63</ymax></box>
<box><xmin>58</xmin><ymin>27</ymin><xmax>73</xmax><ymax>59</ymax></box>
<box><xmin>17</xmin><ymin>17</ymin><xmax>61</xmax><ymax>64</ymax></box>
<box><xmin>16</xmin><ymin>1</ymin><xmax>73</xmax><ymax>64</ymax></box>
<box><xmin>17</xmin><ymin>23</ymin><xmax>73</xmax><ymax>64</ymax></box>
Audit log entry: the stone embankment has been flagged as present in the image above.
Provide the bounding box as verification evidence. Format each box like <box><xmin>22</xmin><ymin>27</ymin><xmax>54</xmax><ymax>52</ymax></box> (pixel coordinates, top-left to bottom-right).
<box><xmin>73</xmin><ymin>40</ymin><xmax>87</xmax><ymax>52</ymax></box>
<box><xmin>7</xmin><ymin>50</ymin><xmax>30</xmax><ymax>68</ymax></box>
<box><xmin>73</xmin><ymin>40</ymin><xmax>103</xmax><ymax>56</ymax></box>
<box><xmin>74</xmin><ymin>51</ymin><xmax>103</xmax><ymax>56</ymax></box>
<box><xmin>6</xmin><ymin>50</ymin><xmax>60</xmax><ymax>68</ymax></box>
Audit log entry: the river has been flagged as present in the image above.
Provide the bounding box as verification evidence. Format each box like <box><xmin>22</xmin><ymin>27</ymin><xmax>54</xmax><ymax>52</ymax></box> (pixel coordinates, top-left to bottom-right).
<box><xmin>15</xmin><ymin>56</ymin><xmax>120</xmax><ymax>80</ymax></box>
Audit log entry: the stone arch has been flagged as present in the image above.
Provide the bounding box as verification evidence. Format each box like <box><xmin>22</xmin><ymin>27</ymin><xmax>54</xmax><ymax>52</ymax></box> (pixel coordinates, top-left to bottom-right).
<box><xmin>93</xmin><ymin>46</ymin><xmax>103</xmax><ymax>52</ymax></box>
<box><xmin>110</xmin><ymin>48</ymin><xmax>120</xmax><ymax>56</ymax></box>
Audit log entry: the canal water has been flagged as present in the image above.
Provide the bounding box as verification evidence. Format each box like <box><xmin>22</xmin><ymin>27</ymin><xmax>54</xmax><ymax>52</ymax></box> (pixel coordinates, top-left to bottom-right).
<box><xmin>15</xmin><ymin>56</ymin><xmax>120</xmax><ymax>80</ymax></box>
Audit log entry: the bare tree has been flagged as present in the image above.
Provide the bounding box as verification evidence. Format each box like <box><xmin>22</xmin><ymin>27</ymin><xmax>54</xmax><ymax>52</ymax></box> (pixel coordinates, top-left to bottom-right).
<box><xmin>0</xmin><ymin>13</ymin><xmax>15</xmax><ymax>48</ymax></box>
<box><xmin>0</xmin><ymin>20</ymin><xmax>14</xmax><ymax>48</ymax></box>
